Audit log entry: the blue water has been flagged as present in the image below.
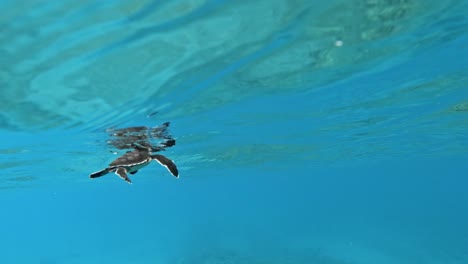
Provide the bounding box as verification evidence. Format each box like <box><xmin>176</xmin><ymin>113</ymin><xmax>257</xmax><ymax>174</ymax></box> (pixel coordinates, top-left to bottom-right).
<box><xmin>1</xmin><ymin>0</ymin><xmax>468</xmax><ymax>263</ymax></box>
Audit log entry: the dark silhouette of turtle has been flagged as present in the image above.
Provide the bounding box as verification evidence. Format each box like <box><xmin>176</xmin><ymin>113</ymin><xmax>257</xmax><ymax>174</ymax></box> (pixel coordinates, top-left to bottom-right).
<box><xmin>89</xmin><ymin>145</ymin><xmax>178</xmax><ymax>184</ymax></box>
<box><xmin>106</xmin><ymin>122</ymin><xmax>172</xmax><ymax>150</ymax></box>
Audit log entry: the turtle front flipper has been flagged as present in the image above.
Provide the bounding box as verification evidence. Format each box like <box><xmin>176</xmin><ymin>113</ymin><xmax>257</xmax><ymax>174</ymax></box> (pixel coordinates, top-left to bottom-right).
<box><xmin>115</xmin><ymin>167</ymin><xmax>132</xmax><ymax>184</ymax></box>
<box><xmin>90</xmin><ymin>168</ymin><xmax>110</xmax><ymax>178</ymax></box>
<box><xmin>151</xmin><ymin>154</ymin><xmax>179</xmax><ymax>178</ymax></box>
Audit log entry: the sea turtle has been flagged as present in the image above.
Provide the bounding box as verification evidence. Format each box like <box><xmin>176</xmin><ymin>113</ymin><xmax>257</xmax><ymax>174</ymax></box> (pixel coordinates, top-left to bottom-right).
<box><xmin>89</xmin><ymin>147</ymin><xmax>178</xmax><ymax>184</ymax></box>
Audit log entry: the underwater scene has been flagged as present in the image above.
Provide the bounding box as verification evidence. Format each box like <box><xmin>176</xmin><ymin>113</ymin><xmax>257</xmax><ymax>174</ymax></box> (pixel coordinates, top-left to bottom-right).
<box><xmin>1</xmin><ymin>0</ymin><xmax>468</xmax><ymax>263</ymax></box>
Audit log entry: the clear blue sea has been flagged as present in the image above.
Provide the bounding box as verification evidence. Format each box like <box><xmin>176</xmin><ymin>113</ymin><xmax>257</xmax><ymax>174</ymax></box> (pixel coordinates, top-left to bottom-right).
<box><xmin>1</xmin><ymin>0</ymin><xmax>468</xmax><ymax>263</ymax></box>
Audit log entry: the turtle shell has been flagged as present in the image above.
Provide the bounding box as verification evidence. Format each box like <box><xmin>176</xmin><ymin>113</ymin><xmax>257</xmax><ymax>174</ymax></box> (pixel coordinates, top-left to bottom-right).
<box><xmin>109</xmin><ymin>150</ymin><xmax>151</xmax><ymax>167</ymax></box>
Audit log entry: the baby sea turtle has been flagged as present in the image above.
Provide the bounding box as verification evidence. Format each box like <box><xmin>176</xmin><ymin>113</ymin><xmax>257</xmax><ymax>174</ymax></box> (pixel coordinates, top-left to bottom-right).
<box><xmin>89</xmin><ymin>147</ymin><xmax>178</xmax><ymax>184</ymax></box>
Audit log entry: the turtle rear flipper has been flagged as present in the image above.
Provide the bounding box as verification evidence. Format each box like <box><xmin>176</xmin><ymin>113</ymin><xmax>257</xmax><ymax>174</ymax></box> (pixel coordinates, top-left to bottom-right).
<box><xmin>115</xmin><ymin>167</ymin><xmax>132</xmax><ymax>184</ymax></box>
<box><xmin>151</xmin><ymin>154</ymin><xmax>179</xmax><ymax>178</ymax></box>
<box><xmin>90</xmin><ymin>168</ymin><xmax>110</xmax><ymax>178</ymax></box>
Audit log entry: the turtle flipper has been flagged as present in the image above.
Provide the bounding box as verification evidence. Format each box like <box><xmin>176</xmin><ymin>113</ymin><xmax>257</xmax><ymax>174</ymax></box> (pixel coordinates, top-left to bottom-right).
<box><xmin>151</xmin><ymin>154</ymin><xmax>179</xmax><ymax>178</ymax></box>
<box><xmin>90</xmin><ymin>168</ymin><xmax>110</xmax><ymax>178</ymax></box>
<box><xmin>115</xmin><ymin>167</ymin><xmax>132</xmax><ymax>184</ymax></box>
<box><xmin>129</xmin><ymin>170</ymin><xmax>139</xmax><ymax>175</ymax></box>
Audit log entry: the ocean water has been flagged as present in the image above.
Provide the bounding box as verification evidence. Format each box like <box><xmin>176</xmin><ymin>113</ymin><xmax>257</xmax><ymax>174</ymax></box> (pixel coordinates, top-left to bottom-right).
<box><xmin>1</xmin><ymin>0</ymin><xmax>468</xmax><ymax>263</ymax></box>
